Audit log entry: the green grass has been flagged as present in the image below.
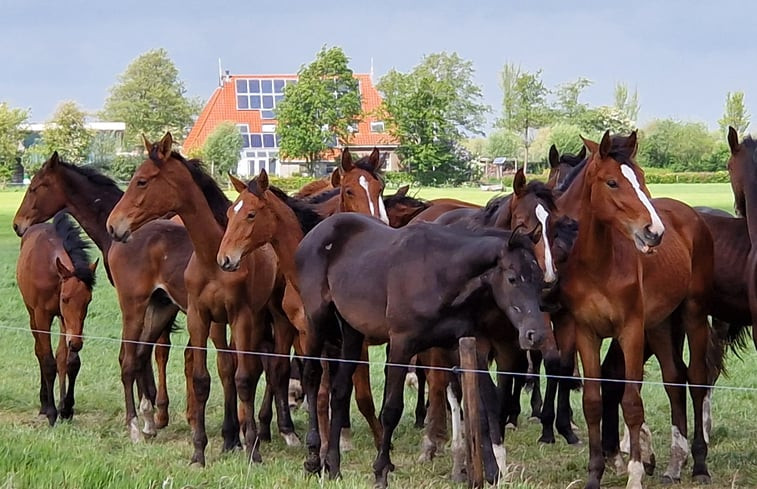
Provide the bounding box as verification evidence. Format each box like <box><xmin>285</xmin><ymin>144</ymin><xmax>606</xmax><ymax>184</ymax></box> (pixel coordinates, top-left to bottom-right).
<box><xmin>0</xmin><ymin>187</ymin><xmax>755</xmax><ymax>489</ymax></box>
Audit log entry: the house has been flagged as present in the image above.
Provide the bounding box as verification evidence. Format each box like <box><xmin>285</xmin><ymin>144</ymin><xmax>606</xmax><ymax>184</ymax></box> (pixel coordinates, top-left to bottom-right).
<box><xmin>183</xmin><ymin>72</ymin><xmax>399</xmax><ymax>177</ymax></box>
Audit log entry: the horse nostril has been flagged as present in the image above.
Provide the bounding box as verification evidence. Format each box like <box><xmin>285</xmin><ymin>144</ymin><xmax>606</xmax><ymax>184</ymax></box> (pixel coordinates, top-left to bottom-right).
<box><xmin>107</xmin><ymin>224</ymin><xmax>114</xmax><ymax>236</ymax></box>
<box><xmin>643</xmin><ymin>225</ymin><xmax>662</xmax><ymax>245</ymax></box>
<box><xmin>526</xmin><ymin>330</ymin><xmax>536</xmax><ymax>343</ymax></box>
<box><xmin>12</xmin><ymin>223</ymin><xmax>19</xmax><ymax>235</ymax></box>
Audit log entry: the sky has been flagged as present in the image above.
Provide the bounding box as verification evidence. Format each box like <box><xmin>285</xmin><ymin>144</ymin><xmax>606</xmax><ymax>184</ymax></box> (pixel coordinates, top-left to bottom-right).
<box><xmin>1</xmin><ymin>0</ymin><xmax>754</xmax><ymax>135</ymax></box>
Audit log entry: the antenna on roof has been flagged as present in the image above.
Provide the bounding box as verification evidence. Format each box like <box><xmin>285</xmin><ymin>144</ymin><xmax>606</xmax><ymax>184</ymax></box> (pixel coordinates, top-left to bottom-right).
<box><xmin>218</xmin><ymin>58</ymin><xmax>223</xmax><ymax>87</ymax></box>
<box><xmin>370</xmin><ymin>57</ymin><xmax>374</xmax><ymax>83</ymax></box>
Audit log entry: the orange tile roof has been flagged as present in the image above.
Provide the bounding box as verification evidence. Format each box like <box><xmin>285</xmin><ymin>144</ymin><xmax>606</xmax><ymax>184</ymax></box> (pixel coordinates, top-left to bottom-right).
<box><xmin>183</xmin><ymin>73</ymin><xmax>398</xmax><ymax>155</ymax></box>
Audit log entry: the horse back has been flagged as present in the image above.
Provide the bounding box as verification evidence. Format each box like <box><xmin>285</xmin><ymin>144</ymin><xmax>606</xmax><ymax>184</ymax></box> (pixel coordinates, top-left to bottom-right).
<box><xmin>17</xmin><ymin>223</ymin><xmax>67</xmax><ymax>310</ymax></box>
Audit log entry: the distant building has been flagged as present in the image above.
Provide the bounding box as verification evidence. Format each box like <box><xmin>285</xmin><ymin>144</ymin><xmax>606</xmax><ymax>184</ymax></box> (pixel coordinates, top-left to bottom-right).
<box><xmin>183</xmin><ymin>72</ymin><xmax>399</xmax><ymax>177</ymax></box>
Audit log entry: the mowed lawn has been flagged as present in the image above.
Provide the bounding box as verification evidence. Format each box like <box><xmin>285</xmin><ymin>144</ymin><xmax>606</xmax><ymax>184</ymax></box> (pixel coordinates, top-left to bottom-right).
<box><xmin>0</xmin><ymin>185</ymin><xmax>755</xmax><ymax>489</ymax></box>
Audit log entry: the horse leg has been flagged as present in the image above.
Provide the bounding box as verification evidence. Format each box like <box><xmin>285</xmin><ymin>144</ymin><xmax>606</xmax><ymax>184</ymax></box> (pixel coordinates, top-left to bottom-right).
<box><xmin>208</xmin><ymin>322</ymin><xmax>241</xmax><ymax>452</ymax></box>
<box><xmin>505</xmin><ymin>351</ymin><xmax>528</xmax><ymax>429</ymax></box>
<box><xmin>555</xmin><ymin>350</ymin><xmax>580</xmax><ymax>445</ymax></box>
<box><xmin>154</xmin><ymin>324</ymin><xmax>174</xmax><ymax>429</ymax></box>
<box><xmin>413</xmin><ymin>357</ymin><xmax>427</xmax><ymax>429</ymax></box>
<box><xmin>267</xmin><ymin>301</ymin><xmax>299</xmax><ymax>447</ymax></box>
<box><xmin>234</xmin><ymin>311</ymin><xmax>265</xmax><ymax>464</ymax></box>
<box><xmin>616</xmin><ymin>324</ymin><xmax>647</xmax><ymax>489</ymax></box>
<box><xmin>681</xmin><ymin>299</ymin><xmax>713</xmax><ymax>483</ymax></box>
<box><xmin>324</xmin><ymin>322</ymin><xmax>363</xmax><ymax>479</ymax></box>
<box><xmin>373</xmin><ymin>340</ymin><xmax>411</xmax><ymax>489</ymax></box>
<box><xmin>353</xmin><ymin>341</ymin><xmax>382</xmax><ymax>450</ymax></box>
<box><xmin>446</xmin><ymin>378</ymin><xmax>467</xmax><ymax>483</ymax></box>
<box><xmin>302</xmin><ymin>319</ymin><xmax>328</xmax><ymax>475</ymax></box>
<box><xmin>31</xmin><ymin>309</ymin><xmax>57</xmax><ymax>425</ymax></box>
<box><xmin>187</xmin><ymin>307</ymin><xmax>212</xmax><ymax>467</ymax></box>
<box><xmin>55</xmin><ymin>328</ymin><xmax>79</xmax><ymax>421</ymax></box>
<box><xmin>118</xmin><ymin>300</ymin><xmax>150</xmax><ymax>442</ymax></box>
<box><xmin>574</xmin><ymin>324</ymin><xmax>605</xmax><ymax>489</ymax></box>
<box><xmin>418</xmin><ymin>348</ymin><xmax>448</xmax><ymax>462</ymax></box>
<box><xmin>527</xmin><ymin>350</ymin><xmax>543</xmax><ymax>420</ymax></box>
<box><xmin>600</xmin><ymin>339</ymin><xmax>626</xmax><ymax>474</ymax></box>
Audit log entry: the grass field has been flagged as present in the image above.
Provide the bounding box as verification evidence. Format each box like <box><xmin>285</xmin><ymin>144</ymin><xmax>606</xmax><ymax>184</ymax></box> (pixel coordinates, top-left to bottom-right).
<box><xmin>0</xmin><ymin>185</ymin><xmax>755</xmax><ymax>489</ymax></box>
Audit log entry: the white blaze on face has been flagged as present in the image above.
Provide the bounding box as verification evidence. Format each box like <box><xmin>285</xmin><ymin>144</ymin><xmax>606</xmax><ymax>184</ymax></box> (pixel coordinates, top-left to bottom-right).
<box><xmin>358</xmin><ymin>175</ymin><xmax>389</xmax><ymax>224</ymax></box>
<box><xmin>620</xmin><ymin>165</ymin><xmax>665</xmax><ymax>236</ymax></box>
<box><xmin>233</xmin><ymin>200</ymin><xmax>243</xmax><ymax>214</ymax></box>
<box><xmin>534</xmin><ymin>203</ymin><xmax>556</xmax><ymax>283</ymax></box>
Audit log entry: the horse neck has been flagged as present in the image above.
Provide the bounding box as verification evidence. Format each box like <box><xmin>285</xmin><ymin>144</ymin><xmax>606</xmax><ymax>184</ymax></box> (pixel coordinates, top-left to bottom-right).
<box><xmin>314</xmin><ymin>193</ymin><xmax>340</xmax><ymax>218</ymax></box>
<box><xmin>173</xmin><ymin>178</ymin><xmax>228</xmax><ymax>267</ymax></box>
<box><xmin>61</xmin><ymin>169</ymin><xmax>123</xmax><ymax>256</ymax></box>
<box><xmin>555</xmin><ymin>164</ymin><xmax>585</xmax><ymax>220</ymax></box>
<box><xmin>268</xmin><ymin>195</ymin><xmax>306</xmax><ymax>287</ymax></box>
<box><xmin>741</xmin><ymin>168</ymin><xmax>757</xmax><ymax>244</ymax></box>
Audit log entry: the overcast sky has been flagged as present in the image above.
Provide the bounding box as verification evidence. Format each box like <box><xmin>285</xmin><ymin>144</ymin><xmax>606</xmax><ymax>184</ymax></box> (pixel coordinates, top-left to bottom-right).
<box><xmin>1</xmin><ymin>0</ymin><xmax>753</xmax><ymax>135</ymax></box>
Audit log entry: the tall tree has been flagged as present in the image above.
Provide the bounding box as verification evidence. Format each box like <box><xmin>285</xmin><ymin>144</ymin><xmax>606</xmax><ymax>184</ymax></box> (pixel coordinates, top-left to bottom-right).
<box><xmin>202</xmin><ymin>121</ymin><xmax>244</xmax><ymax>177</ymax></box>
<box><xmin>498</xmin><ymin>64</ymin><xmax>550</xmax><ymax>173</ymax></box>
<box><xmin>718</xmin><ymin>91</ymin><xmax>750</xmax><ymax>136</ymax></box>
<box><xmin>378</xmin><ymin>52</ymin><xmax>489</xmax><ymax>185</ymax></box>
<box><xmin>43</xmin><ymin>101</ymin><xmax>93</xmax><ymax>164</ymax></box>
<box><xmin>102</xmin><ymin>48</ymin><xmax>201</xmax><ymax>147</ymax></box>
<box><xmin>613</xmin><ymin>83</ymin><xmax>640</xmax><ymax>125</ymax></box>
<box><xmin>276</xmin><ymin>46</ymin><xmax>362</xmax><ymax>174</ymax></box>
<box><xmin>0</xmin><ymin>102</ymin><xmax>28</xmax><ymax>183</ymax></box>
<box><xmin>554</xmin><ymin>77</ymin><xmax>592</xmax><ymax>120</ymax></box>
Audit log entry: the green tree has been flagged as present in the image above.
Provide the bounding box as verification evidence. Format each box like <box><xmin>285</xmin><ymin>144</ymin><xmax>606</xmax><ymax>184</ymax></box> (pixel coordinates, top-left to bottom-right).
<box><xmin>498</xmin><ymin>64</ymin><xmax>550</xmax><ymax>173</ymax></box>
<box><xmin>577</xmin><ymin>105</ymin><xmax>635</xmax><ymax>135</ymax></box>
<box><xmin>276</xmin><ymin>46</ymin><xmax>362</xmax><ymax>175</ymax></box>
<box><xmin>614</xmin><ymin>83</ymin><xmax>640</xmax><ymax>124</ymax></box>
<box><xmin>637</xmin><ymin>119</ymin><xmax>722</xmax><ymax>171</ymax></box>
<box><xmin>554</xmin><ymin>77</ymin><xmax>592</xmax><ymax>120</ymax></box>
<box><xmin>43</xmin><ymin>101</ymin><xmax>93</xmax><ymax>164</ymax></box>
<box><xmin>487</xmin><ymin>129</ymin><xmax>522</xmax><ymax>160</ymax></box>
<box><xmin>102</xmin><ymin>48</ymin><xmax>201</xmax><ymax>147</ymax></box>
<box><xmin>718</xmin><ymin>91</ymin><xmax>750</xmax><ymax>136</ymax></box>
<box><xmin>378</xmin><ymin>52</ymin><xmax>489</xmax><ymax>185</ymax></box>
<box><xmin>202</xmin><ymin>121</ymin><xmax>243</xmax><ymax>177</ymax></box>
<box><xmin>0</xmin><ymin>102</ymin><xmax>28</xmax><ymax>183</ymax></box>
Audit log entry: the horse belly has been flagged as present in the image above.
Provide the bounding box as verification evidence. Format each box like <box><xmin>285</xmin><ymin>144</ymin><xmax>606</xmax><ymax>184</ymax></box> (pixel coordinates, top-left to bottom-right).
<box><xmin>641</xmin><ymin>240</ymin><xmax>692</xmax><ymax>326</ymax></box>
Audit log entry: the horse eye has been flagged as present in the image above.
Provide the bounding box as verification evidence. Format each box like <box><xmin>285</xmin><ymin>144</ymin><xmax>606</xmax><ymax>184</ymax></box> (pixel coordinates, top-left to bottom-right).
<box><xmin>136</xmin><ymin>179</ymin><xmax>148</xmax><ymax>188</ymax></box>
<box><xmin>607</xmin><ymin>180</ymin><xmax>618</xmax><ymax>188</ymax></box>
<box><xmin>507</xmin><ymin>276</ymin><xmax>516</xmax><ymax>285</ymax></box>
<box><xmin>345</xmin><ymin>189</ymin><xmax>354</xmax><ymax>196</ymax></box>
<box><xmin>247</xmin><ymin>211</ymin><xmax>256</xmax><ymax>220</ymax></box>
<box><xmin>62</xmin><ymin>298</ymin><xmax>69</xmax><ymax>304</ymax></box>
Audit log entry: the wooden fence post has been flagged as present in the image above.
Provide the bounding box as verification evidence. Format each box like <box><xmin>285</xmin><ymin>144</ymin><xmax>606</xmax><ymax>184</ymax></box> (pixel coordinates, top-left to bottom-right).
<box><xmin>459</xmin><ymin>336</ymin><xmax>484</xmax><ymax>488</ymax></box>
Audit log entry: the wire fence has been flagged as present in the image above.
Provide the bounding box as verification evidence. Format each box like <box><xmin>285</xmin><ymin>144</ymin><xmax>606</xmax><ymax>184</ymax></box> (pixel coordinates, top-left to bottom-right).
<box><xmin>1</xmin><ymin>323</ymin><xmax>756</xmax><ymax>393</ymax></box>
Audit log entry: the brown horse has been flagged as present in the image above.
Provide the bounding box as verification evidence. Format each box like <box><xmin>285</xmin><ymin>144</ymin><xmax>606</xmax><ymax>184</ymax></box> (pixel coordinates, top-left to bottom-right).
<box><xmin>725</xmin><ymin>126</ymin><xmax>757</xmax><ymax>349</ymax></box>
<box><xmin>554</xmin><ymin>131</ymin><xmax>714</xmax><ymax>489</ymax></box>
<box><xmin>16</xmin><ymin>212</ymin><xmax>97</xmax><ymax>425</ymax></box>
<box><xmin>107</xmin><ymin>133</ymin><xmax>295</xmax><ymax>466</ymax></box>
<box><xmin>12</xmin><ymin>152</ymin><xmax>240</xmax><ymax>445</ymax></box>
<box><xmin>547</xmin><ymin>143</ymin><xmax>586</xmax><ymax>189</ymax></box>
<box><xmin>217</xmin><ymin>154</ymin><xmax>389</xmax><ymax>452</ymax></box>
<box><xmin>295</xmin><ymin>211</ymin><xmax>554</xmax><ymax>487</ymax></box>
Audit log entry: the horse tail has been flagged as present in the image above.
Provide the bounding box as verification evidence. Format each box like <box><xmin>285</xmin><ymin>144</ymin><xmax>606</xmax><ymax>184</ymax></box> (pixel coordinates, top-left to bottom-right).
<box><xmin>706</xmin><ymin>318</ymin><xmax>729</xmax><ymax>382</ymax></box>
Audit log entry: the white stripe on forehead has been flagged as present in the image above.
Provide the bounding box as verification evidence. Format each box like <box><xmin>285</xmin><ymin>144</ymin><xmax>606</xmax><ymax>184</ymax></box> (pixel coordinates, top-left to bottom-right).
<box><xmin>233</xmin><ymin>200</ymin><xmax>243</xmax><ymax>214</ymax></box>
<box><xmin>377</xmin><ymin>195</ymin><xmax>389</xmax><ymax>225</ymax></box>
<box><xmin>358</xmin><ymin>175</ymin><xmax>376</xmax><ymax>218</ymax></box>
<box><xmin>534</xmin><ymin>203</ymin><xmax>556</xmax><ymax>283</ymax></box>
<box><xmin>620</xmin><ymin>164</ymin><xmax>665</xmax><ymax>235</ymax></box>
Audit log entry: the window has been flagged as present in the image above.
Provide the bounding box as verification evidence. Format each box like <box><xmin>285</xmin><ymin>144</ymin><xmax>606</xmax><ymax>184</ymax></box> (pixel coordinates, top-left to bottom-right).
<box><xmin>235</xmin><ymin>78</ymin><xmax>293</xmax><ymax>118</ymax></box>
<box><xmin>370</xmin><ymin>121</ymin><xmax>385</xmax><ymax>133</ymax></box>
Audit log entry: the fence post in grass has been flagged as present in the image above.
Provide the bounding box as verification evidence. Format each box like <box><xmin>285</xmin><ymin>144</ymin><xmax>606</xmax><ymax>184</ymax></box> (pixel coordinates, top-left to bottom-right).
<box><xmin>459</xmin><ymin>336</ymin><xmax>484</xmax><ymax>488</ymax></box>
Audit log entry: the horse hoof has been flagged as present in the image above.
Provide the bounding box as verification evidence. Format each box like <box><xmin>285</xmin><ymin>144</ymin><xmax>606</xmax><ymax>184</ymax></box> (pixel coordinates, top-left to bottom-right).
<box><xmin>281</xmin><ymin>432</ymin><xmax>301</xmax><ymax>447</ymax></box>
<box><xmin>693</xmin><ymin>473</ymin><xmax>711</xmax><ymax>484</ymax></box>
<box><xmin>452</xmin><ymin>470</ymin><xmax>468</xmax><ymax>483</ymax></box>
<box><xmin>189</xmin><ymin>457</ymin><xmax>205</xmax><ymax>469</ymax></box>
<box><xmin>564</xmin><ymin>433</ymin><xmax>581</xmax><ymax>445</ymax></box>
<box><xmin>155</xmin><ymin>412</ymin><xmax>169</xmax><ymax>429</ymax></box>
<box><xmin>644</xmin><ymin>455</ymin><xmax>656</xmax><ymax>476</ymax></box>
<box><xmin>304</xmin><ymin>455</ymin><xmax>322</xmax><ymax>474</ymax></box>
<box><xmin>505</xmin><ymin>422</ymin><xmax>517</xmax><ymax>431</ymax></box>
<box><xmin>661</xmin><ymin>475</ymin><xmax>680</xmax><ymax>484</ymax></box>
<box><xmin>142</xmin><ymin>428</ymin><xmax>157</xmax><ymax>439</ymax></box>
<box><xmin>538</xmin><ymin>435</ymin><xmax>556</xmax><ymax>444</ymax></box>
<box><xmin>258</xmin><ymin>429</ymin><xmax>272</xmax><ymax>443</ymax></box>
<box><xmin>528</xmin><ymin>415</ymin><xmax>541</xmax><ymax>423</ymax></box>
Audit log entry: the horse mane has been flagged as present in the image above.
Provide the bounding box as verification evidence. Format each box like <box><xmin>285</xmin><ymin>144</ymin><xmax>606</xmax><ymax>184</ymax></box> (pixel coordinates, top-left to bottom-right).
<box><xmin>382</xmin><ymin>193</ymin><xmax>429</xmax><ymax>210</ymax></box>
<box><xmin>481</xmin><ymin>194</ymin><xmax>509</xmax><ymax>223</ymax></box>
<box><xmin>153</xmin><ymin>149</ymin><xmax>230</xmax><ymax>228</ymax></box>
<box><xmin>556</xmin><ymin>135</ymin><xmax>638</xmax><ymax>192</ymax></box>
<box><xmin>521</xmin><ymin>180</ymin><xmax>557</xmax><ymax>212</ymax></box>
<box><xmin>559</xmin><ymin>150</ymin><xmax>586</xmax><ymax>167</ymax></box>
<box><xmin>57</xmin><ymin>160</ymin><xmax>123</xmax><ymax>196</ymax></box>
<box><xmin>54</xmin><ymin>212</ymin><xmax>95</xmax><ymax>290</ymax></box>
<box><xmin>266</xmin><ymin>185</ymin><xmax>324</xmax><ymax>234</ymax></box>
<box><xmin>353</xmin><ymin>154</ymin><xmax>385</xmax><ymax>180</ymax></box>
<box><xmin>740</xmin><ymin>134</ymin><xmax>757</xmax><ymax>151</ymax></box>
<box><xmin>304</xmin><ymin>187</ymin><xmax>340</xmax><ymax>204</ymax></box>
<box><xmin>557</xmin><ymin>158</ymin><xmax>588</xmax><ymax>192</ymax></box>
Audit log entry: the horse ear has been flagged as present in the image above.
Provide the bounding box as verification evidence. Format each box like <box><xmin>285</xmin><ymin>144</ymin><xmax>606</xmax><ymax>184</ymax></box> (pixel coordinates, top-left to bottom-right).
<box><xmin>450</xmin><ymin>275</ymin><xmax>486</xmax><ymax>308</ymax></box>
<box><xmin>330</xmin><ymin>168</ymin><xmax>341</xmax><ymax>187</ymax></box>
<box><xmin>229</xmin><ymin>173</ymin><xmax>247</xmax><ymax>193</ymax></box>
<box><xmin>55</xmin><ymin>257</ymin><xmax>74</xmax><ymax>280</ymax></box>
<box><xmin>577</xmin><ymin>145</ymin><xmax>587</xmax><ymax>161</ymax></box>
<box><xmin>340</xmin><ymin>148</ymin><xmax>354</xmax><ymax>172</ymax></box>
<box><xmin>581</xmin><ymin>135</ymin><xmax>599</xmax><ymax>156</ymax></box>
<box><xmin>368</xmin><ymin>148</ymin><xmax>381</xmax><ymax>171</ymax></box>
<box><xmin>548</xmin><ymin>145</ymin><xmax>559</xmax><ymax>169</ymax></box>
<box><xmin>258</xmin><ymin>168</ymin><xmax>269</xmax><ymax>191</ymax></box>
<box><xmin>598</xmin><ymin>130</ymin><xmax>612</xmax><ymax>159</ymax></box>
<box><xmin>89</xmin><ymin>258</ymin><xmax>99</xmax><ymax>274</ymax></box>
<box><xmin>728</xmin><ymin>126</ymin><xmax>740</xmax><ymax>155</ymax></box>
<box><xmin>142</xmin><ymin>134</ymin><xmax>152</xmax><ymax>154</ymax></box>
<box><xmin>513</xmin><ymin>169</ymin><xmax>526</xmax><ymax>197</ymax></box>
<box><xmin>626</xmin><ymin>130</ymin><xmax>638</xmax><ymax>158</ymax></box>
<box><xmin>48</xmin><ymin>151</ymin><xmax>60</xmax><ymax>168</ymax></box>
<box><xmin>396</xmin><ymin>185</ymin><xmax>409</xmax><ymax>197</ymax></box>
<box><xmin>158</xmin><ymin>132</ymin><xmax>173</xmax><ymax>159</ymax></box>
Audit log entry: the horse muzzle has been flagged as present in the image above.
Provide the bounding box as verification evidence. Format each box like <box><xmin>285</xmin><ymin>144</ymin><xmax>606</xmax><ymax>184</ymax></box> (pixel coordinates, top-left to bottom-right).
<box><xmin>633</xmin><ymin>225</ymin><xmax>663</xmax><ymax>254</ymax></box>
<box><xmin>107</xmin><ymin>222</ymin><xmax>132</xmax><ymax>243</ymax></box>
<box><xmin>217</xmin><ymin>254</ymin><xmax>241</xmax><ymax>272</ymax></box>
